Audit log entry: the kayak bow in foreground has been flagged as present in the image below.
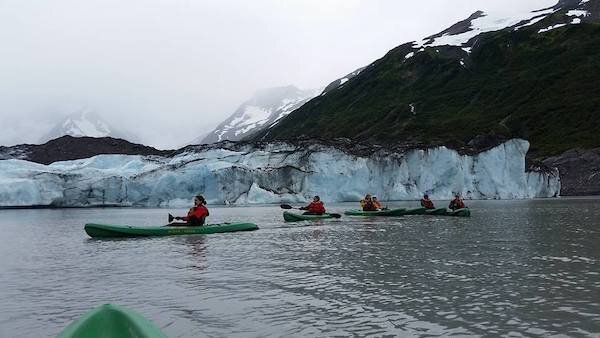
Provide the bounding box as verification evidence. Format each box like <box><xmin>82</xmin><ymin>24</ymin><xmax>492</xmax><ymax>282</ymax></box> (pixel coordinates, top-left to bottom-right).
<box><xmin>57</xmin><ymin>303</ymin><xmax>166</xmax><ymax>338</ymax></box>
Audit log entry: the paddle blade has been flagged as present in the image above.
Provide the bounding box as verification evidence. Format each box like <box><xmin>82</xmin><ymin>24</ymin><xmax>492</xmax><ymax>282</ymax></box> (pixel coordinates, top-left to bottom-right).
<box><xmin>168</xmin><ymin>213</ymin><xmax>174</xmax><ymax>223</ymax></box>
<box><xmin>280</xmin><ymin>204</ymin><xmax>293</xmax><ymax>209</ymax></box>
<box><xmin>329</xmin><ymin>213</ymin><xmax>342</xmax><ymax>218</ymax></box>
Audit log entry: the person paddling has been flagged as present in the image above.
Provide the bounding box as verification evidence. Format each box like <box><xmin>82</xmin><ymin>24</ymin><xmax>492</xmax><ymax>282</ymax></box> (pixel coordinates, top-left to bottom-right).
<box><xmin>360</xmin><ymin>194</ymin><xmax>378</xmax><ymax>211</ymax></box>
<box><xmin>420</xmin><ymin>194</ymin><xmax>435</xmax><ymax>209</ymax></box>
<box><xmin>448</xmin><ymin>194</ymin><xmax>466</xmax><ymax>210</ymax></box>
<box><xmin>300</xmin><ymin>195</ymin><xmax>326</xmax><ymax>215</ymax></box>
<box><xmin>372</xmin><ymin>196</ymin><xmax>383</xmax><ymax>210</ymax></box>
<box><xmin>174</xmin><ymin>195</ymin><xmax>209</xmax><ymax>226</ymax></box>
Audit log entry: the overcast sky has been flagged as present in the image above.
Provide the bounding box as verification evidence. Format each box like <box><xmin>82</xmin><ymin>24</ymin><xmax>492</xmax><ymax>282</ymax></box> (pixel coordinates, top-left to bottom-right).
<box><xmin>0</xmin><ymin>0</ymin><xmax>556</xmax><ymax>149</ymax></box>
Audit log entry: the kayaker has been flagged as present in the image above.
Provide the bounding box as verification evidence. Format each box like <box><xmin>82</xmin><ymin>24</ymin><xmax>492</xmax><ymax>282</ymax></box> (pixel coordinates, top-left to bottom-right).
<box><xmin>360</xmin><ymin>194</ymin><xmax>378</xmax><ymax>211</ymax></box>
<box><xmin>174</xmin><ymin>195</ymin><xmax>209</xmax><ymax>226</ymax></box>
<box><xmin>420</xmin><ymin>194</ymin><xmax>435</xmax><ymax>209</ymax></box>
<box><xmin>300</xmin><ymin>195</ymin><xmax>326</xmax><ymax>215</ymax></box>
<box><xmin>372</xmin><ymin>196</ymin><xmax>383</xmax><ymax>210</ymax></box>
<box><xmin>448</xmin><ymin>194</ymin><xmax>466</xmax><ymax>210</ymax></box>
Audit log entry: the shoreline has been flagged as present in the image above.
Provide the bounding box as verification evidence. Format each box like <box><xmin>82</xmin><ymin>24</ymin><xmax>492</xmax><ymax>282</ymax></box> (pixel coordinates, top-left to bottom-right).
<box><xmin>2</xmin><ymin>196</ymin><xmax>599</xmax><ymax>210</ymax></box>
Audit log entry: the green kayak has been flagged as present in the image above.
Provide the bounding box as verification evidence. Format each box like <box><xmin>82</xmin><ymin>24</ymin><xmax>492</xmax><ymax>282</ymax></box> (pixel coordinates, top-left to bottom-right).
<box><xmin>57</xmin><ymin>303</ymin><xmax>166</xmax><ymax>338</ymax></box>
<box><xmin>424</xmin><ymin>208</ymin><xmax>471</xmax><ymax>217</ymax></box>
<box><xmin>283</xmin><ymin>211</ymin><xmax>337</xmax><ymax>222</ymax></box>
<box><xmin>403</xmin><ymin>207</ymin><xmax>428</xmax><ymax>215</ymax></box>
<box><xmin>344</xmin><ymin>208</ymin><xmax>406</xmax><ymax>216</ymax></box>
<box><xmin>85</xmin><ymin>222</ymin><xmax>259</xmax><ymax>238</ymax></box>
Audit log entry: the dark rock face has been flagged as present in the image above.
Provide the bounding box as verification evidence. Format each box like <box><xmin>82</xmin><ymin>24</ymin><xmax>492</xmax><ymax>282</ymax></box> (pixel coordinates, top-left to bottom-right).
<box><xmin>0</xmin><ymin>136</ymin><xmax>171</xmax><ymax>165</ymax></box>
<box><xmin>543</xmin><ymin>148</ymin><xmax>600</xmax><ymax>196</ymax></box>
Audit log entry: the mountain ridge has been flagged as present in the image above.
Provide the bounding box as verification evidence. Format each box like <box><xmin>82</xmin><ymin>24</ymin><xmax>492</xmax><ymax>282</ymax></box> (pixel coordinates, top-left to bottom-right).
<box><xmin>200</xmin><ymin>85</ymin><xmax>319</xmax><ymax>144</ymax></box>
<box><xmin>254</xmin><ymin>0</ymin><xmax>600</xmax><ymax>160</ymax></box>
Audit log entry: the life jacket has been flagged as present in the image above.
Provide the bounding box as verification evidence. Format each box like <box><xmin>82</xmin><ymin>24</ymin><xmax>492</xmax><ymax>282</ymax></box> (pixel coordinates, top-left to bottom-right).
<box><xmin>449</xmin><ymin>199</ymin><xmax>465</xmax><ymax>210</ymax></box>
<box><xmin>362</xmin><ymin>200</ymin><xmax>378</xmax><ymax>211</ymax></box>
<box><xmin>184</xmin><ymin>205</ymin><xmax>209</xmax><ymax>225</ymax></box>
<box><xmin>373</xmin><ymin>200</ymin><xmax>382</xmax><ymax>209</ymax></box>
<box><xmin>306</xmin><ymin>201</ymin><xmax>326</xmax><ymax>214</ymax></box>
<box><xmin>421</xmin><ymin>199</ymin><xmax>435</xmax><ymax>209</ymax></box>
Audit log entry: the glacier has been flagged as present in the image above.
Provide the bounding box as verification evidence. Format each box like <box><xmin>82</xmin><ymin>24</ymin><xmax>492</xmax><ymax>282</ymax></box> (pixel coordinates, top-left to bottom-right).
<box><xmin>0</xmin><ymin>139</ymin><xmax>560</xmax><ymax>207</ymax></box>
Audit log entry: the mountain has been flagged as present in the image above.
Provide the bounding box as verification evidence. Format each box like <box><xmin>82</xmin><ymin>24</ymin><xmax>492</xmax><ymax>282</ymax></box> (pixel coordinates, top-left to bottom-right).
<box><xmin>40</xmin><ymin>108</ymin><xmax>138</xmax><ymax>144</ymax></box>
<box><xmin>185</xmin><ymin>132</ymin><xmax>210</xmax><ymax>146</ymax></box>
<box><xmin>0</xmin><ymin>135</ymin><xmax>169</xmax><ymax>165</ymax></box>
<box><xmin>255</xmin><ymin>0</ymin><xmax>600</xmax><ymax>161</ymax></box>
<box><xmin>200</xmin><ymin>86</ymin><xmax>319</xmax><ymax>144</ymax></box>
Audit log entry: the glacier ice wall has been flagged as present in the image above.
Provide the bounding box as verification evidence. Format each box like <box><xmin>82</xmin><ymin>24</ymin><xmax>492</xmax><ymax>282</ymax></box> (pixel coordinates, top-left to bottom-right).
<box><xmin>0</xmin><ymin>139</ymin><xmax>560</xmax><ymax>207</ymax></box>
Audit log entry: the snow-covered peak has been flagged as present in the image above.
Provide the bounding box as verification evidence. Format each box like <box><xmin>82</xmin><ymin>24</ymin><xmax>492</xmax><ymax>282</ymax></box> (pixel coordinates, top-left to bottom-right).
<box><xmin>415</xmin><ymin>8</ymin><xmax>556</xmax><ymax>49</ymax></box>
<box><xmin>60</xmin><ymin>110</ymin><xmax>110</xmax><ymax>138</ymax></box>
<box><xmin>40</xmin><ymin>106</ymin><xmax>138</xmax><ymax>143</ymax></box>
<box><xmin>200</xmin><ymin>86</ymin><xmax>320</xmax><ymax>144</ymax></box>
<box><xmin>411</xmin><ymin>0</ymin><xmax>595</xmax><ymax>52</ymax></box>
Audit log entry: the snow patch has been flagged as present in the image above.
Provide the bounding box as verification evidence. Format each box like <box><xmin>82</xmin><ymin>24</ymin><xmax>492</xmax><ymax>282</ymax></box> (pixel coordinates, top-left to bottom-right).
<box><xmin>415</xmin><ymin>7</ymin><xmax>555</xmax><ymax>48</ymax></box>
<box><xmin>567</xmin><ymin>10</ymin><xmax>590</xmax><ymax>17</ymax></box>
<box><xmin>404</xmin><ymin>52</ymin><xmax>415</xmax><ymax>60</ymax></box>
<box><xmin>538</xmin><ymin>23</ymin><xmax>566</xmax><ymax>33</ymax></box>
<box><xmin>514</xmin><ymin>15</ymin><xmax>548</xmax><ymax>30</ymax></box>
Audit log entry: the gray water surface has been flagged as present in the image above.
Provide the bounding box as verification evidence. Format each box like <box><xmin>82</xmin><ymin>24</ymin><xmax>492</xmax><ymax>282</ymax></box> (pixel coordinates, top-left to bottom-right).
<box><xmin>0</xmin><ymin>199</ymin><xmax>599</xmax><ymax>337</ymax></box>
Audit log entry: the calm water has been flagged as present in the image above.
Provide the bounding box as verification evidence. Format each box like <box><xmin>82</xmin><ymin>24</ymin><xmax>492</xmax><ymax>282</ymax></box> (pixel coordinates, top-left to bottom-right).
<box><xmin>0</xmin><ymin>199</ymin><xmax>599</xmax><ymax>337</ymax></box>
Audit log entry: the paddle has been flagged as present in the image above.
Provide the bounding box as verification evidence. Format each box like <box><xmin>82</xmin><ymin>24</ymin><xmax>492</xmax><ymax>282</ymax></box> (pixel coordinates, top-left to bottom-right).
<box><xmin>167</xmin><ymin>213</ymin><xmax>191</xmax><ymax>225</ymax></box>
<box><xmin>279</xmin><ymin>204</ymin><xmax>341</xmax><ymax>218</ymax></box>
<box><xmin>166</xmin><ymin>213</ymin><xmax>185</xmax><ymax>227</ymax></box>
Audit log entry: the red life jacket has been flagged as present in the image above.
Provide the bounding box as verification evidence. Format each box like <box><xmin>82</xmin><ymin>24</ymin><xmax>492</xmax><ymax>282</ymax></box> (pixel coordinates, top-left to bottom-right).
<box><xmin>421</xmin><ymin>199</ymin><xmax>434</xmax><ymax>209</ymax></box>
<box><xmin>183</xmin><ymin>205</ymin><xmax>209</xmax><ymax>224</ymax></box>
<box><xmin>306</xmin><ymin>201</ymin><xmax>326</xmax><ymax>214</ymax></box>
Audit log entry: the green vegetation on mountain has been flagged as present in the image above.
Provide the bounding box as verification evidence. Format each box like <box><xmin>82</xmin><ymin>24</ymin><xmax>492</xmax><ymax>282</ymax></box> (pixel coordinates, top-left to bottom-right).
<box><xmin>257</xmin><ymin>17</ymin><xmax>600</xmax><ymax>159</ymax></box>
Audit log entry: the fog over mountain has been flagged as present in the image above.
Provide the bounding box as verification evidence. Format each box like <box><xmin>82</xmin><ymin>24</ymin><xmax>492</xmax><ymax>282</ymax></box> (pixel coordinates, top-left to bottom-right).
<box><xmin>0</xmin><ymin>0</ymin><xmax>555</xmax><ymax>149</ymax></box>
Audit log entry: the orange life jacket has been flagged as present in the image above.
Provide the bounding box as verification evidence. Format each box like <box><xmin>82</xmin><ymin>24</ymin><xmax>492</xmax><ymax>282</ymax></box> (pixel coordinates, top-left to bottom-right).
<box><xmin>449</xmin><ymin>198</ymin><xmax>465</xmax><ymax>210</ymax></box>
<box><xmin>362</xmin><ymin>200</ymin><xmax>378</xmax><ymax>211</ymax></box>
